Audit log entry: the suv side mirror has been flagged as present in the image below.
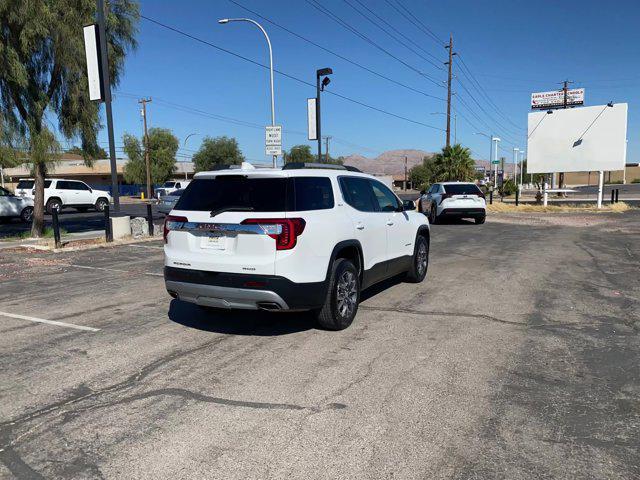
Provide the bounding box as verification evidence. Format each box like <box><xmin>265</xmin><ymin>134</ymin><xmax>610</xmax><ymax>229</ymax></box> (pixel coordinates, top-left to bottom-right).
<box><xmin>402</xmin><ymin>200</ymin><xmax>415</xmax><ymax>211</ymax></box>
<box><xmin>419</xmin><ymin>189</ymin><xmax>426</xmax><ymax>195</ymax></box>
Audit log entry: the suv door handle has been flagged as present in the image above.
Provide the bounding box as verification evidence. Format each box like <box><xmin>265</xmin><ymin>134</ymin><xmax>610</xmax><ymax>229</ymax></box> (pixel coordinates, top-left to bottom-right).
<box><xmin>356</xmin><ymin>223</ymin><xmax>365</xmax><ymax>230</ymax></box>
<box><xmin>386</xmin><ymin>221</ymin><xmax>394</xmax><ymax>226</ymax></box>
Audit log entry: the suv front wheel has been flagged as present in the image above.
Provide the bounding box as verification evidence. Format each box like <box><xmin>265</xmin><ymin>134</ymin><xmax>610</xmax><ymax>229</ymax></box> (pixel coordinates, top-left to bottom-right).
<box><xmin>315</xmin><ymin>258</ymin><xmax>360</xmax><ymax>330</ymax></box>
<box><xmin>95</xmin><ymin>198</ymin><xmax>109</xmax><ymax>212</ymax></box>
<box><xmin>405</xmin><ymin>235</ymin><xmax>429</xmax><ymax>283</ymax></box>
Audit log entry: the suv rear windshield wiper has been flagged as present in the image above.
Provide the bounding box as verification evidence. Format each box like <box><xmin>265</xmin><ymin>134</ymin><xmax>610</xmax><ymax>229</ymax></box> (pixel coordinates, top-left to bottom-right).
<box><xmin>210</xmin><ymin>206</ymin><xmax>254</xmax><ymax>217</ymax></box>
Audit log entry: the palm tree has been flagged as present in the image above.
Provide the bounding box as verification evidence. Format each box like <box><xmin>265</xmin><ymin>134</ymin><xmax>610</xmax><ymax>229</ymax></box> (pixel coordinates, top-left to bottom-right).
<box><xmin>431</xmin><ymin>144</ymin><xmax>475</xmax><ymax>182</ymax></box>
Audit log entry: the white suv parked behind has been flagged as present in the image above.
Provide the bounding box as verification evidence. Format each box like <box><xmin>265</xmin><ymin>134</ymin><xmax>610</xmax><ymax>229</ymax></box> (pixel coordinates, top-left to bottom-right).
<box><xmin>16</xmin><ymin>179</ymin><xmax>112</xmax><ymax>214</ymax></box>
<box><xmin>419</xmin><ymin>182</ymin><xmax>486</xmax><ymax>224</ymax></box>
<box><xmin>163</xmin><ymin>163</ymin><xmax>430</xmax><ymax>330</ymax></box>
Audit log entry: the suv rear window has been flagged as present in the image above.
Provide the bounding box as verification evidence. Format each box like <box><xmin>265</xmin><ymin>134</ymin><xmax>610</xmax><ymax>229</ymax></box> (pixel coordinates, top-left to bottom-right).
<box><xmin>174</xmin><ymin>176</ymin><xmax>334</xmax><ymax>212</ymax></box>
<box><xmin>443</xmin><ymin>184</ymin><xmax>482</xmax><ymax>195</ymax></box>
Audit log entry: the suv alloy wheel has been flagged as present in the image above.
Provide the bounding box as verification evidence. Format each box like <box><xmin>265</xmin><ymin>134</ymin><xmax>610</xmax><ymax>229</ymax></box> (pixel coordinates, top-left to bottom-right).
<box><xmin>315</xmin><ymin>258</ymin><xmax>360</xmax><ymax>330</ymax></box>
<box><xmin>46</xmin><ymin>198</ymin><xmax>62</xmax><ymax>214</ymax></box>
<box><xmin>95</xmin><ymin>198</ymin><xmax>109</xmax><ymax>212</ymax></box>
<box><xmin>406</xmin><ymin>235</ymin><xmax>429</xmax><ymax>283</ymax></box>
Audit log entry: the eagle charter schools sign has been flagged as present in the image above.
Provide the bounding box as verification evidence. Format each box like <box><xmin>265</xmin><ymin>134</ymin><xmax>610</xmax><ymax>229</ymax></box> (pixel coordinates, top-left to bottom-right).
<box><xmin>531</xmin><ymin>88</ymin><xmax>585</xmax><ymax>109</ymax></box>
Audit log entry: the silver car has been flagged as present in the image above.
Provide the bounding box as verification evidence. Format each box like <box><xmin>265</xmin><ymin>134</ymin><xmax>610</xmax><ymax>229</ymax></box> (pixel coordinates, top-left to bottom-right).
<box><xmin>0</xmin><ymin>186</ymin><xmax>34</xmax><ymax>222</ymax></box>
<box><xmin>157</xmin><ymin>189</ymin><xmax>184</xmax><ymax>215</ymax></box>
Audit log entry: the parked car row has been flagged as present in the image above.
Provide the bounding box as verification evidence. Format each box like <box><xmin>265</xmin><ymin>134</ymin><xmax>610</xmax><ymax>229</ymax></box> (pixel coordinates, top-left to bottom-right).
<box><xmin>418</xmin><ymin>182</ymin><xmax>486</xmax><ymax>224</ymax></box>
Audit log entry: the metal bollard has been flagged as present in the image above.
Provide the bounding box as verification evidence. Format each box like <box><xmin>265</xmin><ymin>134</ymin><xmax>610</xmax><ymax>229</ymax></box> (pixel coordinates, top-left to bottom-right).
<box><xmin>611</xmin><ymin>189</ymin><xmax>615</xmax><ymax>204</ymax></box>
<box><xmin>615</xmin><ymin>188</ymin><xmax>619</xmax><ymax>203</ymax></box>
<box><xmin>51</xmin><ymin>207</ymin><xmax>62</xmax><ymax>249</ymax></box>
<box><xmin>104</xmin><ymin>204</ymin><xmax>113</xmax><ymax>242</ymax></box>
<box><xmin>515</xmin><ymin>189</ymin><xmax>519</xmax><ymax>207</ymax></box>
<box><xmin>489</xmin><ymin>191</ymin><xmax>493</xmax><ymax>205</ymax></box>
<box><xmin>146</xmin><ymin>203</ymin><xmax>154</xmax><ymax>236</ymax></box>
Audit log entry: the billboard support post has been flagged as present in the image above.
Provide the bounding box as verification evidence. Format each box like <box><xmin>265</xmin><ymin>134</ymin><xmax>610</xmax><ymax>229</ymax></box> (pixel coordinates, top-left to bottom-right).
<box><xmin>597</xmin><ymin>171</ymin><xmax>604</xmax><ymax>209</ymax></box>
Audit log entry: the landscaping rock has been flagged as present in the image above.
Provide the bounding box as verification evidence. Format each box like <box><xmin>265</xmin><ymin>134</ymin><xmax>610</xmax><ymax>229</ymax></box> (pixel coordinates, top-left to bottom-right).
<box><xmin>130</xmin><ymin>217</ymin><xmax>149</xmax><ymax>238</ymax></box>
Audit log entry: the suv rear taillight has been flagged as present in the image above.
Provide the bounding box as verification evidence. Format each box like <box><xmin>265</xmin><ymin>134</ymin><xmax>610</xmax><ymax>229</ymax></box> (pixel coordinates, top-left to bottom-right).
<box><xmin>241</xmin><ymin>218</ymin><xmax>306</xmax><ymax>250</ymax></box>
<box><xmin>163</xmin><ymin>215</ymin><xmax>188</xmax><ymax>243</ymax></box>
<box><xmin>439</xmin><ymin>193</ymin><xmax>451</xmax><ymax>204</ymax></box>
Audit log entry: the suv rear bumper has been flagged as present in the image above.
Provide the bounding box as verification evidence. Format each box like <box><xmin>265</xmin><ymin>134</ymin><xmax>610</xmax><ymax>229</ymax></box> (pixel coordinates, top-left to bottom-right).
<box><xmin>164</xmin><ymin>266</ymin><xmax>326</xmax><ymax>311</ymax></box>
<box><xmin>440</xmin><ymin>207</ymin><xmax>485</xmax><ymax>217</ymax></box>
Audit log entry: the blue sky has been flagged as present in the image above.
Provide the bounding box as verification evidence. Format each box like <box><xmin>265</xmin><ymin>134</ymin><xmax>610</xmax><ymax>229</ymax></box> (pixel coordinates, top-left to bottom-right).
<box><xmin>95</xmin><ymin>0</ymin><xmax>640</xmax><ymax>166</ymax></box>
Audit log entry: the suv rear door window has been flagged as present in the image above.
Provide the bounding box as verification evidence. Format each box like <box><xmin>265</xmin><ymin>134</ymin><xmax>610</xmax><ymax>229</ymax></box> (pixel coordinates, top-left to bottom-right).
<box><xmin>339</xmin><ymin>177</ymin><xmax>376</xmax><ymax>212</ymax></box>
<box><xmin>443</xmin><ymin>184</ymin><xmax>482</xmax><ymax>195</ymax></box>
<box><xmin>17</xmin><ymin>180</ymin><xmax>34</xmax><ymax>190</ymax></box>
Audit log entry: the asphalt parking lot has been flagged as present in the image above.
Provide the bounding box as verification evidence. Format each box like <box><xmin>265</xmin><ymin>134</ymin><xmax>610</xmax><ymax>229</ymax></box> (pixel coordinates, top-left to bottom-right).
<box><xmin>1</xmin><ymin>212</ymin><xmax>639</xmax><ymax>479</ymax></box>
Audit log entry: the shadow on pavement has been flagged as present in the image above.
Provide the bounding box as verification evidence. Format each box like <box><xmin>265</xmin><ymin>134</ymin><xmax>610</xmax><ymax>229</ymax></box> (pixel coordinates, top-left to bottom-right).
<box><xmin>168</xmin><ymin>299</ymin><xmax>315</xmax><ymax>336</ymax></box>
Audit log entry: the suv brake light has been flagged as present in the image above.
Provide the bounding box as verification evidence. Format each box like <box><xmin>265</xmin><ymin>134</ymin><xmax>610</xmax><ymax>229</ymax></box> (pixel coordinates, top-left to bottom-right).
<box><xmin>163</xmin><ymin>215</ymin><xmax>188</xmax><ymax>243</ymax></box>
<box><xmin>241</xmin><ymin>218</ymin><xmax>306</xmax><ymax>250</ymax></box>
<box><xmin>439</xmin><ymin>193</ymin><xmax>451</xmax><ymax>204</ymax></box>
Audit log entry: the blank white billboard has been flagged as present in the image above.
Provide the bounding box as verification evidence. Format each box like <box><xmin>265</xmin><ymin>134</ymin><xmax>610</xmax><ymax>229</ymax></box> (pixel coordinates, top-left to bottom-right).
<box><xmin>83</xmin><ymin>24</ymin><xmax>103</xmax><ymax>101</ymax></box>
<box><xmin>527</xmin><ymin>103</ymin><xmax>627</xmax><ymax>173</ymax></box>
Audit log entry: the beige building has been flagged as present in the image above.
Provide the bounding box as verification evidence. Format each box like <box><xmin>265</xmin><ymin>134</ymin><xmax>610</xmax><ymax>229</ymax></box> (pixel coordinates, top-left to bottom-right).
<box><xmin>2</xmin><ymin>154</ymin><xmax>194</xmax><ymax>192</ymax></box>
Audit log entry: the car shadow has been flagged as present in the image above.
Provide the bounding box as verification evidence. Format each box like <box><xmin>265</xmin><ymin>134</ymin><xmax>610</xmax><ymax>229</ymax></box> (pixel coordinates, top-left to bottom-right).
<box><xmin>360</xmin><ymin>274</ymin><xmax>406</xmax><ymax>302</ymax></box>
<box><xmin>167</xmin><ymin>299</ymin><xmax>315</xmax><ymax>336</ymax></box>
<box><xmin>434</xmin><ymin>217</ymin><xmax>477</xmax><ymax>225</ymax></box>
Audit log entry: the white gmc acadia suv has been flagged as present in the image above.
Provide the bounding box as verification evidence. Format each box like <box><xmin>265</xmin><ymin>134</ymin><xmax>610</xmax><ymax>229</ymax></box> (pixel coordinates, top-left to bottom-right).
<box><xmin>163</xmin><ymin>163</ymin><xmax>430</xmax><ymax>330</ymax></box>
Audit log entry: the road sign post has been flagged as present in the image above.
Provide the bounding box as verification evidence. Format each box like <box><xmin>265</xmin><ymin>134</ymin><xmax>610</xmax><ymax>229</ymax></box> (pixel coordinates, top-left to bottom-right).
<box><xmin>265</xmin><ymin>125</ymin><xmax>282</xmax><ymax>162</ymax></box>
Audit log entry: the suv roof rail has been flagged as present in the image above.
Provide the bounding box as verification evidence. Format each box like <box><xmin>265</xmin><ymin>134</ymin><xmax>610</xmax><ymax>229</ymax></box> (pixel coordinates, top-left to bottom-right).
<box><xmin>281</xmin><ymin>162</ymin><xmax>361</xmax><ymax>172</ymax></box>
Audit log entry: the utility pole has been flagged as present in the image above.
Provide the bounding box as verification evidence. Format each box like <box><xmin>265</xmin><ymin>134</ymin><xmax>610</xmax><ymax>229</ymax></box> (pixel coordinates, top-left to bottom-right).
<box><xmin>324</xmin><ymin>135</ymin><xmax>332</xmax><ymax>162</ymax></box>
<box><xmin>404</xmin><ymin>156</ymin><xmax>408</xmax><ymax>191</ymax></box>
<box><xmin>96</xmin><ymin>0</ymin><xmax>120</xmax><ymax>211</ymax></box>
<box><xmin>138</xmin><ymin>98</ymin><xmax>152</xmax><ymax>201</ymax></box>
<box><xmin>444</xmin><ymin>35</ymin><xmax>456</xmax><ymax>148</ymax></box>
<box><xmin>558</xmin><ymin>80</ymin><xmax>573</xmax><ymax>192</ymax></box>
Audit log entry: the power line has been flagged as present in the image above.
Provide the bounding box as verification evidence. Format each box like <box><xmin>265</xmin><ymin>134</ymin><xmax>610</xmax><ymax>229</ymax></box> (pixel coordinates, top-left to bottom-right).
<box><xmin>139</xmin><ymin>14</ymin><xmax>444</xmax><ymax>131</ymax></box>
<box><xmin>226</xmin><ymin>0</ymin><xmax>446</xmax><ymax>102</ymax></box>
<box><xmin>382</xmin><ymin>0</ymin><xmax>445</xmax><ymax>47</ymax></box>
<box><xmin>342</xmin><ymin>0</ymin><xmax>445</xmax><ymax>71</ymax></box>
<box><xmin>303</xmin><ymin>0</ymin><xmax>444</xmax><ymax>87</ymax></box>
<box><xmin>456</xmin><ymin>53</ymin><xmax>525</xmax><ymax>132</ymax></box>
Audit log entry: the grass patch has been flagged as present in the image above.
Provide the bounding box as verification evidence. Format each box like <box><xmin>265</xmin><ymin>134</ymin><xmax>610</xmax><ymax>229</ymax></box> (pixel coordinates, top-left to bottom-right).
<box><xmin>487</xmin><ymin>202</ymin><xmax>631</xmax><ymax>214</ymax></box>
<box><xmin>19</xmin><ymin>227</ymin><xmax>68</xmax><ymax>239</ymax></box>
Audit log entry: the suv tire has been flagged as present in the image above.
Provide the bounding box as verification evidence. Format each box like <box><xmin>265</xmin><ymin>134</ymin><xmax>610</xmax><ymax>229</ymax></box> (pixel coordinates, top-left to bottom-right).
<box><xmin>46</xmin><ymin>198</ymin><xmax>62</xmax><ymax>214</ymax></box>
<box><xmin>405</xmin><ymin>235</ymin><xmax>429</xmax><ymax>283</ymax></box>
<box><xmin>475</xmin><ymin>215</ymin><xmax>486</xmax><ymax>225</ymax></box>
<box><xmin>95</xmin><ymin>198</ymin><xmax>109</xmax><ymax>212</ymax></box>
<box><xmin>315</xmin><ymin>258</ymin><xmax>360</xmax><ymax>331</ymax></box>
<box><xmin>20</xmin><ymin>206</ymin><xmax>34</xmax><ymax>223</ymax></box>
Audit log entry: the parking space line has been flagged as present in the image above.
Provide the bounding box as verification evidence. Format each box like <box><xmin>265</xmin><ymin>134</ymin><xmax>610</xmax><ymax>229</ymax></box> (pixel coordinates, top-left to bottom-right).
<box><xmin>68</xmin><ymin>264</ymin><xmax>163</xmax><ymax>277</ymax></box>
<box><xmin>126</xmin><ymin>244</ymin><xmax>164</xmax><ymax>250</ymax></box>
<box><xmin>0</xmin><ymin>311</ymin><xmax>100</xmax><ymax>332</ymax></box>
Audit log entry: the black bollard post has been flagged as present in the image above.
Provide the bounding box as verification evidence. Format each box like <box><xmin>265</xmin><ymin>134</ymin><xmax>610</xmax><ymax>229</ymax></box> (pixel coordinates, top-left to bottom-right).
<box><xmin>615</xmin><ymin>188</ymin><xmax>619</xmax><ymax>203</ymax></box>
<box><xmin>515</xmin><ymin>189</ymin><xmax>520</xmax><ymax>207</ymax></box>
<box><xmin>51</xmin><ymin>207</ymin><xmax>61</xmax><ymax>249</ymax></box>
<box><xmin>105</xmin><ymin>204</ymin><xmax>113</xmax><ymax>242</ymax></box>
<box><xmin>147</xmin><ymin>203</ymin><xmax>154</xmax><ymax>236</ymax></box>
<box><xmin>611</xmin><ymin>189</ymin><xmax>615</xmax><ymax>204</ymax></box>
<box><xmin>489</xmin><ymin>191</ymin><xmax>493</xmax><ymax>205</ymax></box>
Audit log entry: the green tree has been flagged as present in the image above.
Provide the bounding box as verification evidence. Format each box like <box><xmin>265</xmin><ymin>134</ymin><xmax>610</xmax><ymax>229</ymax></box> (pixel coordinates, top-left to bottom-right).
<box><xmin>66</xmin><ymin>145</ymin><xmax>107</xmax><ymax>159</ymax></box>
<box><xmin>431</xmin><ymin>144</ymin><xmax>475</xmax><ymax>182</ymax></box>
<box><xmin>409</xmin><ymin>157</ymin><xmax>437</xmax><ymax>191</ymax></box>
<box><xmin>193</xmin><ymin>136</ymin><xmax>243</xmax><ymax>172</ymax></box>
<box><xmin>283</xmin><ymin>144</ymin><xmax>314</xmax><ymax>164</ymax></box>
<box><xmin>123</xmin><ymin>128</ymin><xmax>178</xmax><ymax>186</ymax></box>
<box><xmin>0</xmin><ymin>1</ymin><xmax>138</xmax><ymax>236</ymax></box>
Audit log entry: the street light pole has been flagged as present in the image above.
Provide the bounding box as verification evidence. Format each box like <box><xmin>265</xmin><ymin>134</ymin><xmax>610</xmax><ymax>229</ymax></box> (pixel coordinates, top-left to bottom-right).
<box><xmin>218</xmin><ymin>18</ymin><xmax>277</xmax><ymax>167</ymax></box>
<box><xmin>512</xmin><ymin>147</ymin><xmax>519</xmax><ymax>182</ymax></box>
<box><xmin>492</xmin><ymin>136</ymin><xmax>501</xmax><ymax>188</ymax></box>
<box><xmin>316</xmin><ymin>68</ymin><xmax>333</xmax><ymax>162</ymax></box>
